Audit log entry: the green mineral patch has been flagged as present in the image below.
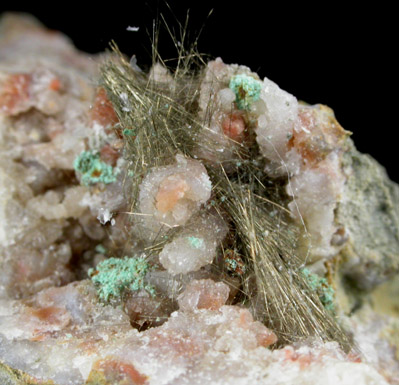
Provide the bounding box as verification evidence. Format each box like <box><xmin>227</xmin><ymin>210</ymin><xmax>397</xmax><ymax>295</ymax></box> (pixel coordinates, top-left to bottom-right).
<box><xmin>301</xmin><ymin>268</ymin><xmax>335</xmax><ymax>312</ymax></box>
<box><xmin>74</xmin><ymin>151</ymin><xmax>117</xmax><ymax>186</ymax></box>
<box><xmin>226</xmin><ymin>258</ymin><xmax>238</xmax><ymax>270</ymax></box>
<box><xmin>229</xmin><ymin>74</ymin><xmax>262</xmax><ymax>110</ymax></box>
<box><xmin>188</xmin><ymin>236</ymin><xmax>204</xmax><ymax>249</ymax></box>
<box><xmin>122</xmin><ymin>128</ymin><xmax>136</xmax><ymax>136</ymax></box>
<box><xmin>88</xmin><ymin>256</ymin><xmax>155</xmax><ymax>301</ymax></box>
<box><xmin>95</xmin><ymin>244</ymin><xmax>107</xmax><ymax>255</ymax></box>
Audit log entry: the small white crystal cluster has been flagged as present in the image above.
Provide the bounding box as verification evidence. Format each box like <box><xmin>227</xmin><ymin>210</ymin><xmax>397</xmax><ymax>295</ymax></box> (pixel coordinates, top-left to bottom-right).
<box><xmin>0</xmin><ymin>14</ymin><xmax>228</xmax><ymax>300</ymax></box>
<box><xmin>0</xmin><ymin>15</ymin><xmax>126</xmax><ymax>298</ymax></box>
<box><xmin>199</xmin><ymin>58</ymin><xmax>350</xmax><ymax>264</ymax></box>
<box><xmin>0</xmin><ymin>279</ymin><xmax>390</xmax><ymax>385</ymax></box>
<box><xmin>255</xmin><ymin>84</ymin><xmax>350</xmax><ymax>262</ymax></box>
<box><xmin>137</xmin><ymin>155</ymin><xmax>211</xmax><ymax>232</ymax></box>
<box><xmin>195</xmin><ymin>58</ymin><xmax>259</xmax><ymax>166</ymax></box>
<box><xmin>135</xmin><ymin>154</ymin><xmax>228</xmax><ymax>275</ymax></box>
<box><xmin>158</xmin><ymin>211</ymin><xmax>228</xmax><ymax>274</ymax></box>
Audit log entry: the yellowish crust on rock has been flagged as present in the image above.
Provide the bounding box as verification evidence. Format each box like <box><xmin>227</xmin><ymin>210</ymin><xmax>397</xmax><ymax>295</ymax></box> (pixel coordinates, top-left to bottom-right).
<box><xmin>0</xmin><ymin>361</ymin><xmax>56</xmax><ymax>385</ymax></box>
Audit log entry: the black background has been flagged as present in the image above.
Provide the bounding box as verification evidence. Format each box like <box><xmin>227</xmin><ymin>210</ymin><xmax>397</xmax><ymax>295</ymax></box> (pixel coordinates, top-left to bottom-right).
<box><xmin>1</xmin><ymin>1</ymin><xmax>397</xmax><ymax>181</ymax></box>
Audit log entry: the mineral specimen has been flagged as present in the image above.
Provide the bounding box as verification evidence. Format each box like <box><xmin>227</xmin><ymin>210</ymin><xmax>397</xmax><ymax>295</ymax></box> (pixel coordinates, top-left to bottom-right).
<box><xmin>135</xmin><ymin>154</ymin><xmax>213</xmax><ymax>240</ymax></box>
<box><xmin>0</xmin><ymin>12</ymin><xmax>398</xmax><ymax>385</ymax></box>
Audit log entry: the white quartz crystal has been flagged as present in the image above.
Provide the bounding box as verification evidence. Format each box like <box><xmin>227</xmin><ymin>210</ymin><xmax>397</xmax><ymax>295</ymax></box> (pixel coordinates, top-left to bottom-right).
<box><xmin>159</xmin><ymin>212</ymin><xmax>228</xmax><ymax>274</ymax></box>
<box><xmin>0</xmin><ymin>14</ymin><xmax>125</xmax><ymax>298</ymax></box>
<box><xmin>255</xmin><ymin>89</ymin><xmax>350</xmax><ymax>262</ymax></box>
<box><xmin>136</xmin><ymin>155</ymin><xmax>212</xmax><ymax>239</ymax></box>
<box><xmin>255</xmin><ymin>77</ymin><xmax>299</xmax><ymax>172</ymax></box>
<box><xmin>0</xmin><ymin>279</ymin><xmax>390</xmax><ymax>385</ymax></box>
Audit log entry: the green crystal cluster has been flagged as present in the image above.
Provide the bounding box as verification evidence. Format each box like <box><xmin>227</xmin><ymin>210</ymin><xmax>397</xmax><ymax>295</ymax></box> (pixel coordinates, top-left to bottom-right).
<box><xmin>88</xmin><ymin>256</ymin><xmax>154</xmax><ymax>301</ymax></box>
<box><xmin>74</xmin><ymin>151</ymin><xmax>117</xmax><ymax>186</ymax></box>
<box><xmin>229</xmin><ymin>74</ymin><xmax>262</xmax><ymax>110</ymax></box>
<box><xmin>187</xmin><ymin>236</ymin><xmax>205</xmax><ymax>249</ymax></box>
<box><xmin>301</xmin><ymin>268</ymin><xmax>335</xmax><ymax>312</ymax></box>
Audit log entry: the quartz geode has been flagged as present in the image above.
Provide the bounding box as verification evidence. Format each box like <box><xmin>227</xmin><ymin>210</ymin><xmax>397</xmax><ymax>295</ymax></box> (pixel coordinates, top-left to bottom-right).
<box><xmin>0</xmin><ymin>13</ymin><xmax>398</xmax><ymax>385</ymax></box>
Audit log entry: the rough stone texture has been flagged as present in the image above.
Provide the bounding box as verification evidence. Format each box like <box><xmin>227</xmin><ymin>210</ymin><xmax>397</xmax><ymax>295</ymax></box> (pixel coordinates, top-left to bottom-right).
<box><xmin>0</xmin><ymin>12</ymin><xmax>130</xmax><ymax>300</ymax></box>
<box><xmin>0</xmin><ymin>280</ymin><xmax>391</xmax><ymax>385</ymax></box>
<box><xmin>0</xmin><ymin>362</ymin><xmax>55</xmax><ymax>385</ymax></box>
<box><xmin>337</xmin><ymin>140</ymin><xmax>399</xmax><ymax>290</ymax></box>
